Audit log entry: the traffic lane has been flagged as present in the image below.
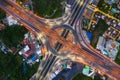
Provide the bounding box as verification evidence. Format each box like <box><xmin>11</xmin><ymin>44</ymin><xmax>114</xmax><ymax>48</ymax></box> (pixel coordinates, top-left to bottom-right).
<box><xmin>52</xmin><ymin>24</ymin><xmax>79</xmax><ymax>43</ymax></box>
<box><xmin>27</xmin><ymin>12</ymin><xmax>47</xmax><ymax>26</ymax></box>
<box><xmin>73</xmin><ymin>0</ymin><xmax>89</xmax><ymax>29</ymax></box>
<box><xmin>9</xmin><ymin>1</ymin><xmax>71</xmax><ymax>26</ymax></box>
<box><xmin>77</xmin><ymin>18</ymin><xmax>107</xmax><ymax>61</ymax></box>
<box><xmin>1</xmin><ymin>3</ymin><xmax>40</xmax><ymax>32</ymax></box>
<box><xmin>53</xmin><ymin>62</ymin><xmax>84</xmax><ymax>80</ymax></box>
<box><xmin>0</xmin><ymin>4</ymin><xmax>40</xmax><ymax>33</ymax></box>
<box><xmin>8</xmin><ymin>8</ymin><xmax>120</xmax><ymax>79</ymax></box>
<box><xmin>40</xmin><ymin>57</ymin><xmax>58</xmax><ymax>80</ymax></box>
<box><xmin>75</xmin><ymin>0</ymin><xmax>90</xmax><ymax>21</ymax></box>
<box><xmin>67</xmin><ymin>0</ymin><xmax>75</xmax><ymax>5</ymax></box>
<box><xmin>69</xmin><ymin>0</ymin><xmax>77</xmax><ymax>10</ymax></box>
<box><xmin>2</xmin><ymin>5</ymin><xmax>63</xmax><ymax>78</ymax></box>
<box><xmin>69</xmin><ymin>0</ymin><xmax>85</xmax><ymax>25</ymax></box>
<box><xmin>7</xmin><ymin>0</ymin><xmax>70</xmax><ymax>26</ymax></box>
<box><xmin>5</xmin><ymin>0</ymin><xmax>47</xmax><ymax>26</ymax></box>
<box><xmin>75</xmin><ymin>0</ymin><xmax>109</xmax><ymax>63</ymax></box>
<box><xmin>76</xmin><ymin>15</ymin><xmax>120</xmax><ymax>69</ymax></box>
<box><xmin>68</xmin><ymin>0</ymin><xmax>81</xmax><ymax>19</ymax></box>
<box><xmin>77</xmin><ymin>17</ymin><xmax>120</xmax><ymax>73</ymax></box>
<box><xmin>69</xmin><ymin>0</ymin><xmax>82</xmax><ymax>22</ymax></box>
<box><xmin>1</xmin><ymin>4</ymin><xmax>59</xmax><ymax>79</ymax></box>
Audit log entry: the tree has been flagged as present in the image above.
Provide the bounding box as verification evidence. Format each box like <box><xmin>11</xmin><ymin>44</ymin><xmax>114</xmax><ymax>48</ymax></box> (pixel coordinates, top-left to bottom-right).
<box><xmin>0</xmin><ymin>9</ymin><xmax>6</xmax><ymax>23</ymax></box>
<box><xmin>0</xmin><ymin>25</ymin><xmax>28</xmax><ymax>48</ymax></box>
<box><xmin>72</xmin><ymin>73</ymin><xmax>93</xmax><ymax>80</ymax></box>
<box><xmin>0</xmin><ymin>9</ymin><xmax>6</xmax><ymax>19</ymax></box>
<box><xmin>0</xmin><ymin>51</ymin><xmax>22</xmax><ymax>78</ymax></box>
<box><xmin>94</xmin><ymin>73</ymin><xmax>103</xmax><ymax>80</ymax></box>
<box><xmin>32</xmin><ymin>0</ymin><xmax>66</xmax><ymax>18</ymax></box>
<box><xmin>0</xmin><ymin>51</ymin><xmax>40</xmax><ymax>80</ymax></box>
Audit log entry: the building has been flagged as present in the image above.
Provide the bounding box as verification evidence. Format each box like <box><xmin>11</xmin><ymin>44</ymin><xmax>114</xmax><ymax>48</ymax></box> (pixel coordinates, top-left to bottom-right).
<box><xmin>6</xmin><ymin>16</ymin><xmax>19</xmax><ymax>26</ymax></box>
<box><xmin>96</xmin><ymin>36</ymin><xmax>106</xmax><ymax>50</ymax></box>
<box><xmin>97</xmin><ymin>36</ymin><xmax>120</xmax><ymax>60</ymax></box>
<box><xmin>0</xmin><ymin>41</ymin><xmax>8</xmax><ymax>54</ymax></box>
<box><xmin>117</xmin><ymin>2</ymin><xmax>120</xmax><ymax>9</ymax></box>
<box><xmin>1</xmin><ymin>45</ymin><xmax>8</xmax><ymax>54</ymax></box>
<box><xmin>0</xmin><ymin>24</ymin><xmax>5</xmax><ymax>30</ymax></box>
<box><xmin>66</xmin><ymin>61</ymin><xmax>72</xmax><ymax>69</ymax></box>
<box><xmin>105</xmin><ymin>40</ymin><xmax>120</xmax><ymax>60</ymax></box>
<box><xmin>19</xmin><ymin>32</ymin><xmax>43</xmax><ymax>65</ymax></box>
<box><xmin>65</xmin><ymin>3</ymin><xmax>71</xmax><ymax>12</ymax></box>
<box><xmin>111</xmin><ymin>8</ymin><xmax>120</xmax><ymax>14</ymax></box>
<box><xmin>104</xmin><ymin>26</ymin><xmax>119</xmax><ymax>40</ymax></box>
<box><xmin>82</xmin><ymin>66</ymin><xmax>95</xmax><ymax>77</ymax></box>
<box><xmin>35</xmin><ymin>44</ymin><xmax>42</xmax><ymax>56</ymax></box>
<box><xmin>117</xmin><ymin>36</ymin><xmax>120</xmax><ymax>42</ymax></box>
<box><xmin>104</xmin><ymin>0</ymin><xmax>115</xmax><ymax>5</ymax></box>
<box><xmin>27</xmin><ymin>54</ymin><xmax>39</xmax><ymax>64</ymax></box>
<box><xmin>90</xmin><ymin>0</ymin><xmax>100</xmax><ymax>6</ymax></box>
<box><xmin>83</xmin><ymin>8</ymin><xmax>93</xmax><ymax>19</ymax></box>
<box><xmin>19</xmin><ymin>45</ymin><xmax>33</xmax><ymax>58</ymax></box>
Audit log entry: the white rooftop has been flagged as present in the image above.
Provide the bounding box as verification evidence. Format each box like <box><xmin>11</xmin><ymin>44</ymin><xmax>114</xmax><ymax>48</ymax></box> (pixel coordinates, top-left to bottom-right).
<box><xmin>105</xmin><ymin>40</ymin><xmax>119</xmax><ymax>60</ymax></box>
<box><xmin>24</xmin><ymin>33</ymin><xmax>29</xmax><ymax>39</ymax></box>
<box><xmin>7</xmin><ymin>16</ymin><xmax>19</xmax><ymax>26</ymax></box>
<box><xmin>96</xmin><ymin>36</ymin><xmax>106</xmax><ymax>50</ymax></box>
<box><xmin>24</xmin><ymin>45</ymin><xmax>30</xmax><ymax>52</ymax></box>
<box><xmin>36</xmin><ymin>50</ymin><xmax>41</xmax><ymax>55</ymax></box>
<box><xmin>19</xmin><ymin>51</ymin><xmax>22</xmax><ymax>55</ymax></box>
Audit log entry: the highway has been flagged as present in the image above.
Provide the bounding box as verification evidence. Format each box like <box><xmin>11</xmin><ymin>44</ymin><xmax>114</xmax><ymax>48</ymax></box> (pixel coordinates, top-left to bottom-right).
<box><xmin>4</xmin><ymin>0</ymin><xmax>71</xmax><ymax>27</ymax></box>
<box><xmin>33</xmin><ymin>0</ymin><xmax>120</xmax><ymax>79</ymax></box>
<box><xmin>37</xmin><ymin>0</ymin><xmax>79</xmax><ymax>79</ymax></box>
<box><xmin>0</xmin><ymin>1</ymin><xmax>78</xmax><ymax>80</ymax></box>
<box><xmin>0</xmin><ymin>0</ymin><xmax>120</xmax><ymax>80</ymax></box>
<box><xmin>74</xmin><ymin>1</ymin><xmax>120</xmax><ymax>79</ymax></box>
<box><xmin>52</xmin><ymin>0</ymin><xmax>85</xmax><ymax>53</ymax></box>
<box><xmin>75</xmin><ymin>15</ymin><xmax>120</xmax><ymax>79</ymax></box>
<box><xmin>34</xmin><ymin>0</ymin><xmax>82</xmax><ymax>79</ymax></box>
<box><xmin>37</xmin><ymin>0</ymin><xmax>86</xmax><ymax>80</ymax></box>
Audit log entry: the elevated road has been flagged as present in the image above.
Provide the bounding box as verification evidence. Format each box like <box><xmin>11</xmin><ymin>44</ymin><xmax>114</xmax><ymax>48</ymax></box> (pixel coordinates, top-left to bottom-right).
<box><xmin>0</xmin><ymin>0</ymin><xmax>120</xmax><ymax>80</ymax></box>
<box><xmin>37</xmin><ymin>0</ymin><xmax>87</xmax><ymax>79</ymax></box>
<box><xmin>33</xmin><ymin>0</ymin><xmax>85</xmax><ymax>79</ymax></box>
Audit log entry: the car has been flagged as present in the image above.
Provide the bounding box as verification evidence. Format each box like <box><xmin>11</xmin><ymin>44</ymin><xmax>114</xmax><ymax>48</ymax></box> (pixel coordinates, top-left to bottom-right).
<box><xmin>54</xmin><ymin>70</ymin><xmax>59</xmax><ymax>75</ymax></box>
<box><xmin>1</xmin><ymin>46</ymin><xmax>8</xmax><ymax>54</ymax></box>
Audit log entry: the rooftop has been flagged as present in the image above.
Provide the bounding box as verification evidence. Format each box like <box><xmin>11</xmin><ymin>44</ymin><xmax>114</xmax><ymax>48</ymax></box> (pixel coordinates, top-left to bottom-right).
<box><xmin>6</xmin><ymin>16</ymin><xmax>19</xmax><ymax>26</ymax></box>
<box><xmin>0</xmin><ymin>24</ymin><xmax>5</xmax><ymax>30</ymax></box>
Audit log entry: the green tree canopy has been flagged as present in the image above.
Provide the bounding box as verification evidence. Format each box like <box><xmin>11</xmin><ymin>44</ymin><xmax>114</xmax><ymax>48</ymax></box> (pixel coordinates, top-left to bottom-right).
<box><xmin>0</xmin><ymin>25</ymin><xmax>28</xmax><ymax>48</ymax></box>
<box><xmin>0</xmin><ymin>8</ymin><xmax>6</xmax><ymax>20</ymax></box>
<box><xmin>0</xmin><ymin>51</ymin><xmax>22</xmax><ymax>80</ymax></box>
<box><xmin>32</xmin><ymin>0</ymin><xmax>66</xmax><ymax>18</ymax></box>
<box><xmin>0</xmin><ymin>51</ymin><xmax>39</xmax><ymax>80</ymax></box>
<box><xmin>72</xmin><ymin>73</ymin><xmax>93</xmax><ymax>80</ymax></box>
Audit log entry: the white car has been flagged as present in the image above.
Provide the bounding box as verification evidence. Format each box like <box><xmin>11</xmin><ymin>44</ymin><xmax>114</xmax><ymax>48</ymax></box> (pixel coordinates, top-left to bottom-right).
<box><xmin>54</xmin><ymin>70</ymin><xmax>59</xmax><ymax>75</ymax></box>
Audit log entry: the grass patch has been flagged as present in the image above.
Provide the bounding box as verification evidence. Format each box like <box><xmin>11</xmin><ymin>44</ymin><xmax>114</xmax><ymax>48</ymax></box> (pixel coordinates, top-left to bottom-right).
<box><xmin>90</xmin><ymin>19</ymin><xmax>109</xmax><ymax>48</ymax></box>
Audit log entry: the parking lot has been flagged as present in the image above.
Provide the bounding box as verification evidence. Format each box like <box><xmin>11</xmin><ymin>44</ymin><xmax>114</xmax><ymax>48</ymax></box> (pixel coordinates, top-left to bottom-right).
<box><xmin>53</xmin><ymin>62</ymin><xmax>84</xmax><ymax>80</ymax></box>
